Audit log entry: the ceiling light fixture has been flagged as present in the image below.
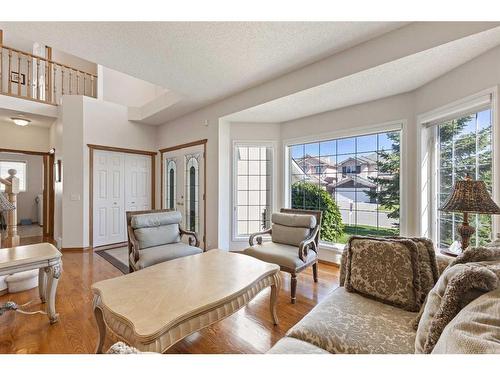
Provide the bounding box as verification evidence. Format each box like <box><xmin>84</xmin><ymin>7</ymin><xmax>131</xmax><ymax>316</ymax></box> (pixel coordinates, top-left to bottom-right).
<box><xmin>11</xmin><ymin>117</ymin><xmax>31</xmax><ymax>127</ymax></box>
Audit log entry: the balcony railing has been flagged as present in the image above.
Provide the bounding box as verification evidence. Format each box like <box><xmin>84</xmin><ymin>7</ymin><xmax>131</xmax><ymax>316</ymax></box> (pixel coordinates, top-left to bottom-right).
<box><xmin>0</xmin><ymin>44</ymin><xmax>97</xmax><ymax>105</ymax></box>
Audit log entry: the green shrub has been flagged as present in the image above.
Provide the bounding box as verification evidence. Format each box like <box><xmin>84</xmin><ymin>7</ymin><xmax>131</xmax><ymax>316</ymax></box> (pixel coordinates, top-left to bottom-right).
<box><xmin>291</xmin><ymin>181</ymin><xmax>344</xmax><ymax>242</ymax></box>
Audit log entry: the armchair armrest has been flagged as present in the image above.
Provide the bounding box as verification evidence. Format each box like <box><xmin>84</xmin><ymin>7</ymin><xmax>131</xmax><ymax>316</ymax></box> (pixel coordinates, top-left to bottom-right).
<box><xmin>180</xmin><ymin>227</ymin><xmax>200</xmax><ymax>248</ymax></box>
<box><xmin>298</xmin><ymin>225</ymin><xmax>320</xmax><ymax>262</ymax></box>
<box><xmin>127</xmin><ymin>226</ymin><xmax>140</xmax><ymax>262</ymax></box>
<box><xmin>249</xmin><ymin>228</ymin><xmax>272</xmax><ymax>246</ymax></box>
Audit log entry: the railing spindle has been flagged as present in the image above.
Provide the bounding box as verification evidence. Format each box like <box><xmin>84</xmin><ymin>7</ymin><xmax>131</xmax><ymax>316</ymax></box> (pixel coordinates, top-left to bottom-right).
<box><xmin>76</xmin><ymin>71</ymin><xmax>79</xmax><ymax>95</ymax></box>
<box><xmin>53</xmin><ymin>64</ymin><xmax>57</xmax><ymax>104</ymax></box>
<box><xmin>83</xmin><ymin>73</ymin><xmax>87</xmax><ymax>96</ymax></box>
<box><xmin>17</xmin><ymin>53</ymin><xmax>21</xmax><ymax>97</ymax></box>
<box><xmin>61</xmin><ymin>68</ymin><xmax>65</xmax><ymax>96</ymax></box>
<box><xmin>27</xmin><ymin>57</ymin><xmax>31</xmax><ymax>98</ymax></box>
<box><xmin>36</xmin><ymin>57</ymin><xmax>40</xmax><ymax>100</ymax></box>
<box><xmin>8</xmin><ymin>49</ymin><xmax>12</xmax><ymax>94</ymax></box>
<box><xmin>91</xmin><ymin>75</ymin><xmax>94</xmax><ymax>97</ymax></box>
<box><xmin>45</xmin><ymin>61</ymin><xmax>49</xmax><ymax>100</ymax></box>
<box><xmin>69</xmin><ymin>69</ymin><xmax>72</xmax><ymax>94</ymax></box>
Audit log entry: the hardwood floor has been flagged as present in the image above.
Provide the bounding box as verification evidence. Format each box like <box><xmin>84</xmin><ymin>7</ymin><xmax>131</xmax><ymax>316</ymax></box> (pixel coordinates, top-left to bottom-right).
<box><xmin>0</xmin><ymin>250</ymin><xmax>339</xmax><ymax>354</ymax></box>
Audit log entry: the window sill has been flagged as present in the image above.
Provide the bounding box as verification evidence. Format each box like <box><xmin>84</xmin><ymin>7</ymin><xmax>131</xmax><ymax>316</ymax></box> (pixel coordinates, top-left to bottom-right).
<box><xmin>318</xmin><ymin>241</ymin><xmax>344</xmax><ymax>254</ymax></box>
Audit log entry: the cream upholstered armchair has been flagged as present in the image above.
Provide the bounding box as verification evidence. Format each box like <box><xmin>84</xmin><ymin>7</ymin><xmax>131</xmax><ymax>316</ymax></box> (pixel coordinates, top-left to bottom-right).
<box><xmin>243</xmin><ymin>208</ymin><xmax>322</xmax><ymax>303</ymax></box>
<box><xmin>126</xmin><ymin>209</ymin><xmax>203</xmax><ymax>272</ymax></box>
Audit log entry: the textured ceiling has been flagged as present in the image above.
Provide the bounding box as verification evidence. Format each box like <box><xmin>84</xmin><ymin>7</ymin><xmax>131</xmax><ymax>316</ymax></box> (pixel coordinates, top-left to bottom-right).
<box><xmin>226</xmin><ymin>26</ymin><xmax>500</xmax><ymax>123</ymax></box>
<box><xmin>0</xmin><ymin>108</ymin><xmax>55</xmax><ymax>128</ymax></box>
<box><xmin>0</xmin><ymin>22</ymin><xmax>407</xmax><ymax>120</ymax></box>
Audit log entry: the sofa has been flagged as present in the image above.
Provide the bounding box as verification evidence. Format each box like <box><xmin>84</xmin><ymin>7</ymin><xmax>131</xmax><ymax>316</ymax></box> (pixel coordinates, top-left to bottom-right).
<box><xmin>268</xmin><ymin>243</ymin><xmax>500</xmax><ymax>354</ymax></box>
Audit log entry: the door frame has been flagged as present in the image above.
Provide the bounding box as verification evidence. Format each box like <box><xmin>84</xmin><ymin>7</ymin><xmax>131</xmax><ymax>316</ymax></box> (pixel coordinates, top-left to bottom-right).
<box><xmin>88</xmin><ymin>144</ymin><xmax>157</xmax><ymax>249</ymax></box>
<box><xmin>0</xmin><ymin>147</ymin><xmax>55</xmax><ymax>239</ymax></box>
<box><xmin>160</xmin><ymin>139</ymin><xmax>207</xmax><ymax>250</ymax></box>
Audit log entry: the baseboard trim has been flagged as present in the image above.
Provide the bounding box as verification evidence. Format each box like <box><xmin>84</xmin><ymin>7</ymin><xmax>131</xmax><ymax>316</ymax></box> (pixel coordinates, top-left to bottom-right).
<box><xmin>92</xmin><ymin>242</ymin><xmax>128</xmax><ymax>251</ymax></box>
<box><xmin>318</xmin><ymin>259</ymin><xmax>340</xmax><ymax>268</ymax></box>
<box><xmin>61</xmin><ymin>247</ymin><xmax>92</xmax><ymax>252</ymax></box>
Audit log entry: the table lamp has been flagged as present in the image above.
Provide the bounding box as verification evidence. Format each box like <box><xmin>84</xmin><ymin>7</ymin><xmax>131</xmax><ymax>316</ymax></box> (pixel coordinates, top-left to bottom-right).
<box><xmin>439</xmin><ymin>175</ymin><xmax>500</xmax><ymax>252</ymax></box>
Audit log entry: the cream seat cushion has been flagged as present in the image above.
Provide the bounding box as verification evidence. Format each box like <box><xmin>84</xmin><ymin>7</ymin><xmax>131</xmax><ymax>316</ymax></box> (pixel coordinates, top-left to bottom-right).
<box><xmin>432</xmin><ymin>288</ymin><xmax>500</xmax><ymax>354</ymax></box>
<box><xmin>243</xmin><ymin>242</ymin><xmax>317</xmax><ymax>270</ymax></box>
<box><xmin>133</xmin><ymin>243</ymin><xmax>203</xmax><ymax>270</ymax></box>
<box><xmin>267</xmin><ymin>337</ymin><xmax>330</xmax><ymax>354</ymax></box>
<box><xmin>286</xmin><ymin>287</ymin><xmax>417</xmax><ymax>354</ymax></box>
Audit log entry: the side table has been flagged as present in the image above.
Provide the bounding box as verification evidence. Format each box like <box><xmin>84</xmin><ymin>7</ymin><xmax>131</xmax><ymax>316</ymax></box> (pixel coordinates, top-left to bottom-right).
<box><xmin>0</xmin><ymin>243</ymin><xmax>62</xmax><ymax>323</ymax></box>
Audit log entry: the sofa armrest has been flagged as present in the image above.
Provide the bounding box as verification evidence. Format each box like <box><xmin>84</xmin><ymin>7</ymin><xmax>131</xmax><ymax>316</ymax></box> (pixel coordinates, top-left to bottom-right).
<box><xmin>249</xmin><ymin>228</ymin><xmax>272</xmax><ymax>246</ymax></box>
<box><xmin>298</xmin><ymin>225</ymin><xmax>320</xmax><ymax>262</ymax></box>
<box><xmin>179</xmin><ymin>227</ymin><xmax>200</xmax><ymax>248</ymax></box>
<box><xmin>127</xmin><ymin>226</ymin><xmax>140</xmax><ymax>262</ymax></box>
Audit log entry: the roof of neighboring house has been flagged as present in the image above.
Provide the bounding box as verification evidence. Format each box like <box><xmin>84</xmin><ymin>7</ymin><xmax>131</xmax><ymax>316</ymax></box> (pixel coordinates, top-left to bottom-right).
<box><xmin>330</xmin><ymin>175</ymin><xmax>376</xmax><ymax>189</ymax></box>
<box><xmin>295</xmin><ymin>155</ymin><xmax>336</xmax><ymax>168</ymax></box>
<box><xmin>337</xmin><ymin>153</ymin><xmax>378</xmax><ymax>166</ymax></box>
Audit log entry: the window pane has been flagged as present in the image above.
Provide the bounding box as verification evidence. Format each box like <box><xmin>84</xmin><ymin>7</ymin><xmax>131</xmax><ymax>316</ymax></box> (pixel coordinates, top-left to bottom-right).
<box><xmin>289</xmin><ymin>129</ymin><xmax>401</xmax><ymax>244</ymax></box>
<box><xmin>436</xmin><ymin>108</ymin><xmax>493</xmax><ymax>248</ymax></box>
<box><xmin>235</xmin><ymin>145</ymin><xmax>273</xmax><ymax>237</ymax></box>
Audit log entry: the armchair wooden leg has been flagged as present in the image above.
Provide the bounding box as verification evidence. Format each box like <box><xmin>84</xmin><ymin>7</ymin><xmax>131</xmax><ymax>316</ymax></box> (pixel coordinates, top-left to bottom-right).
<box><xmin>128</xmin><ymin>264</ymin><xmax>134</xmax><ymax>273</ymax></box>
<box><xmin>290</xmin><ymin>274</ymin><xmax>297</xmax><ymax>304</ymax></box>
<box><xmin>312</xmin><ymin>262</ymin><xmax>318</xmax><ymax>283</ymax></box>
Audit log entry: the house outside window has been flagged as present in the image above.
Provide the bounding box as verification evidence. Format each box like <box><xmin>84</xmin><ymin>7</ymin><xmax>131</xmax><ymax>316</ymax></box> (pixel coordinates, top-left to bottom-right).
<box><xmin>0</xmin><ymin>160</ymin><xmax>27</xmax><ymax>192</ymax></box>
<box><xmin>288</xmin><ymin>129</ymin><xmax>401</xmax><ymax>244</ymax></box>
<box><xmin>233</xmin><ymin>144</ymin><xmax>273</xmax><ymax>239</ymax></box>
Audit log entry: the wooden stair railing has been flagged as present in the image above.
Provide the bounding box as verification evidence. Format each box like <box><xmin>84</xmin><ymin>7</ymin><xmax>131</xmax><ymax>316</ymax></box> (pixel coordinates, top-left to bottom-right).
<box><xmin>0</xmin><ymin>44</ymin><xmax>97</xmax><ymax>105</ymax></box>
<box><xmin>0</xmin><ymin>169</ymin><xmax>19</xmax><ymax>248</ymax></box>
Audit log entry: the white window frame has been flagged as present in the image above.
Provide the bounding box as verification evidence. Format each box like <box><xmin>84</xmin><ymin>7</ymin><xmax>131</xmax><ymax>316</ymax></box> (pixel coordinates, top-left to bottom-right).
<box><xmin>0</xmin><ymin>160</ymin><xmax>27</xmax><ymax>192</ymax></box>
<box><xmin>232</xmin><ymin>141</ymin><xmax>276</xmax><ymax>242</ymax></box>
<box><xmin>282</xmin><ymin>120</ymin><xmax>406</xmax><ymax>248</ymax></box>
<box><xmin>418</xmin><ymin>87</ymin><xmax>499</xmax><ymax>245</ymax></box>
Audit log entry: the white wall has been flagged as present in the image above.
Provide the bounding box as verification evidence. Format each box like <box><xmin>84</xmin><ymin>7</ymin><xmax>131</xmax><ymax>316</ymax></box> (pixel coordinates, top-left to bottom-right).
<box><xmin>60</xmin><ymin>96</ymin><xmax>158</xmax><ymax>248</ymax></box>
<box><xmin>97</xmin><ymin>66</ymin><xmax>165</xmax><ymax>107</ymax></box>
<box><xmin>0</xmin><ymin>152</ymin><xmax>43</xmax><ymax>224</ymax></box>
<box><xmin>0</xmin><ymin>121</ymin><xmax>50</xmax><ymax>152</ymax></box>
<box><xmin>49</xmin><ymin>118</ymin><xmax>63</xmax><ymax>246</ymax></box>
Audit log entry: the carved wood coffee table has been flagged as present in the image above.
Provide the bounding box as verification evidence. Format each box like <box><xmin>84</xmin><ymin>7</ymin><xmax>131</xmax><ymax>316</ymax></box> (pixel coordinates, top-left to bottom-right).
<box><xmin>0</xmin><ymin>242</ymin><xmax>62</xmax><ymax>324</ymax></box>
<box><xmin>92</xmin><ymin>249</ymin><xmax>281</xmax><ymax>353</ymax></box>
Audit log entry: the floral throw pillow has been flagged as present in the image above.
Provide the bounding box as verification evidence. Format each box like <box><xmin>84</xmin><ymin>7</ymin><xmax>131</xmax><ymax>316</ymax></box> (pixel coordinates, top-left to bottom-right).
<box><xmin>344</xmin><ymin>236</ymin><xmax>422</xmax><ymax>312</ymax></box>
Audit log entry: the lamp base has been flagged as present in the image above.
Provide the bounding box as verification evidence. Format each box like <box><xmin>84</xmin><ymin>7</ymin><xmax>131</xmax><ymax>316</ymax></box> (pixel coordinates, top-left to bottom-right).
<box><xmin>458</xmin><ymin>221</ymin><xmax>475</xmax><ymax>252</ymax></box>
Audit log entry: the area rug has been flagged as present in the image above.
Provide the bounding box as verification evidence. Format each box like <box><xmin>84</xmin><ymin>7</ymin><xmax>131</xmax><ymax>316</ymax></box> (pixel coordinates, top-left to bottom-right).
<box><xmin>95</xmin><ymin>246</ymin><xmax>129</xmax><ymax>274</ymax></box>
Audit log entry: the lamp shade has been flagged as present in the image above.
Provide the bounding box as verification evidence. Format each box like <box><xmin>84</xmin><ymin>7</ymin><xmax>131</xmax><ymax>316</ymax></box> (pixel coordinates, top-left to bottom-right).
<box><xmin>440</xmin><ymin>179</ymin><xmax>500</xmax><ymax>214</ymax></box>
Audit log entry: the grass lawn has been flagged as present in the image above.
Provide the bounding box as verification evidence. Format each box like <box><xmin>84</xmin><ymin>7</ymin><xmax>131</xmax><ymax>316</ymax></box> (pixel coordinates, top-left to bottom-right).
<box><xmin>335</xmin><ymin>224</ymin><xmax>399</xmax><ymax>244</ymax></box>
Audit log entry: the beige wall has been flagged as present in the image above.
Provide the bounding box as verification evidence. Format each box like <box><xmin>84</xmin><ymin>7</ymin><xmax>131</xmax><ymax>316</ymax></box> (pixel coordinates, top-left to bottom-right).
<box><xmin>0</xmin><ymin>152</ymin><xmax>43</xmax><ymax>224</ymax></box>
<box><xmin>0</xmin><ymin>121</ymin><xmax>50</xmax><ymax>152</ymax></box>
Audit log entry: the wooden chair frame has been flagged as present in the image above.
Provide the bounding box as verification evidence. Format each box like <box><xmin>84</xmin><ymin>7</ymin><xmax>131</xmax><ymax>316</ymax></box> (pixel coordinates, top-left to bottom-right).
<box><xmin>248</xmin><ymin>208</ymin><xmax>322</xmax><ymax>303</ymax></box>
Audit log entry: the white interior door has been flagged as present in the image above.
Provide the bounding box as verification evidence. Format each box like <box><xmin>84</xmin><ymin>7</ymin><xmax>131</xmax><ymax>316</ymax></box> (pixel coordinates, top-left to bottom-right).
<box><xmin>125</xmin><ymin>154</ymin><xmax>151</xmax><ymax>212</ymax></box>
<box><xmin>163</xmin><ymin>145</ymin><xmax>205</xmax><ymax>248</ymax></box>
<box><xmin>93</xmin><ymin>150</ymin><xmax>126</xmax><ymax>247</ymax></box>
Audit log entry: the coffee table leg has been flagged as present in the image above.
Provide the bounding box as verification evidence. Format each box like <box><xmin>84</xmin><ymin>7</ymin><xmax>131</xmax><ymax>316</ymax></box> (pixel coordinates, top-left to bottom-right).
<box><xmin>46</xmin><ymin>263</ymin><xmax>61</xmax><ymax>324</ymax></box>
<box><xmin>38</xmin><ymin>268</ymin><xmax>47</xmax><ymax>303</ymax></box>
<box><xmin>270</xmin><ymin>273</ymin><xmax>281</xmax><ymax>325</ymax></box>
<box><xmin>94</xmin><ymin>304</ymin><xmax>106</xmax><ymax>354</ymax></box>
